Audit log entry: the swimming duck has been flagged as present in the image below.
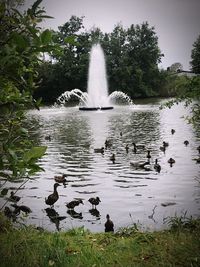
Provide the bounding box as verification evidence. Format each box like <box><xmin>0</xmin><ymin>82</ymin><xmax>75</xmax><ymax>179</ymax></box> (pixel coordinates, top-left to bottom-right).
<box><xmin>105</xmin><ymin>139</ymin><xmax>112</xmax><ymax>149</ymax></box>
<box><xmin>105</xmin><ymin>214</ymin><xmax>114</xmax><ymax>232</ymax></box>
<box><xmin>163</xmin><ymin>141</ymin><xmax>169</xmax><ymax>147</ymax></box>
<box><xmin>110</xmin><ymin>153</ymin><xmax>116</xmax><ymax>163</ymax></box>
<box><xmin>45</xmin><ymin>183</ymin><xmax>61</xmax><ymax>207</ymax></box>
<box><xmin>11</xmin><ymin>204</ymin><xmax>32</xmax><ymax>214</ymax></box>
<box><xmin>125</xmin><ymin>144</ymin><xmax>129</xmax><ymax>153</ymax></box>
<box><xmin>168</xmin><ymin>158</ymin><xmax>175</xmax><ymax>164</ymax></box>
<box><xmin>54</xmin><ymin>174</ymin><xmax>67</xmax><ymax>183</ymax></box>
<box><xmin>184</xmin><ymin>140</ymin><xmax>189</xmax><ymax>146</ymax></box>
<box><xmin>10</xmin><ymin>191</ymin><xmax>20</xmax><ymax>202</ymax></box>
<box><xmin>171</xmin><ymin>129</ymin><xmax>175</xmax><ymax>135</ymax></box>
<box><xmin>94</xmin><ymin>147</ymin><xmax>104</xmax><ymax>154</ymax></box>
<box><xmin>88</xmin><ymin>197</ymin><xmax>101</xmax><ymax>209</ymax></box>
<box><xmin>45</xmin><ymin>135</ymin><xmax>51</xmax><ymax>141</ymax></box>
<box><xmin>146</xmin><ymin>150</ymin><xmax>151</xmax><ymax>161</ymax></box>
<box><xmin>154</xmin><ymin>159</ymin><xmax>161</xmax><ymax>173</ymax></box>
<box><xmin>130</xmin><ymin>161</ymin><xmax>150</xmax><ymax>169</ymax></box>
<box><xmin>66</xmin><ymin>199</ymin><xmax>83</xmax><ymax>210</ymax></box>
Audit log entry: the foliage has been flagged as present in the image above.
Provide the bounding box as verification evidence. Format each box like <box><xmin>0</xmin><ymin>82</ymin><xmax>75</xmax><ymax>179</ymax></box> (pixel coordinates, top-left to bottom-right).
<box><xmin>190</xmin><ymin>34</ymin><xmax>200</xmax><ymax>74</ymax></box>
<box><xmin>0</xmin><ymin>0</ymin><xmax>61</xmax><ymax>180</ymax></box>
<box><xmin>160</xmin><ymin>75</ymin><xmax>200</xmax><ymax>126</ymax></box>
<box><xmin>0</xmin><ymin>213</ymin><xmax>200</xmax><ymax>267</ymax></box>
<box><xmin>34</xmin><ymin>18</ymin><xmax>164</xmax><ymax>103</ymax></box>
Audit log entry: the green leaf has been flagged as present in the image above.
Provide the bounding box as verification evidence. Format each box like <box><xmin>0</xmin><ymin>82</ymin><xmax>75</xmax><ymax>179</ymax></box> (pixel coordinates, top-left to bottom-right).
<box><xmin>32</xmin><ymin>0</ymin><xmax>43</xmax><ymax>13</ymax></box>
<box><xmin>23</xmin><ymin>146</ymin><xmax>47</xmax><ymax>162</ymax></box>
<box><xmin>1</xmin><ymin>188</ymin><xmax>8</xmax><ymax>196</ymax></box>
<box><xmin>8</xmin><ymin>149</ymin><xmax>17</xmax><ymax>161</ymax></box>
<box><xmin>64</xmin><ymin>36</ymin><xmax>77</xmax><ymax>45</ymax></box>
<box><xmin>11</xmin><ymin>33</ymin><xmax>29</xmax><ymax>50</ymax></box>
<box><xmin>41</xmin><ymin>29</ymin><xmax>52</xmax><ymax>45</ymax></box>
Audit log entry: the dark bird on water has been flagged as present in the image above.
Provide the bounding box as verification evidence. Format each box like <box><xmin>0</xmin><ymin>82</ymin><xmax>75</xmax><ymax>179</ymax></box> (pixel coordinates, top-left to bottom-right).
<box><xmin>171</xmin><ymin>129</ymin><xmax>175</xmax><ymax>135</ymax></box>
<box><xmin>88</xmin><ymin>197</ymin><xmax>101</xmax><ymax>209</ymax></box>
<box><xmin>10</xmin><ymin>191</ymin><xmax>21</xmax><ymax>202</ymax></box>
<box><xmin>54</xmin><ymin>174</ymin><xmax>67</xmax><ymax>183</ymax></box>
<box><xmin>184</xmin><ymin>140</ymin><xmax>189</xmax><ymax>146</ymax></box>
<box><xmin>105</xmin><ymin>214</ymin><xmax>114</xmax><ymax>232</ymax></box>
<box><xmin>66</xmin><ymin>199</ymin><xmax>83</xmax><ymax>210</ymax></box>
<box><xmin>45</xmin><ymin>183</ymin><xmax>61</xmax><ymax>207</ymax></box>
<box><xmin>154</xmin><ymin>159</ymin><xmax>161</xmax><ymax>173</ymax></box>
<box><xmin>110</xmin><ymin>153</ymin><xmax>116</xmax><ymax>164</ymax></box>
<box><xmin>11</xmin><ymin>204</ymin><xmax>32</xmax><ymax>214</ymax></box>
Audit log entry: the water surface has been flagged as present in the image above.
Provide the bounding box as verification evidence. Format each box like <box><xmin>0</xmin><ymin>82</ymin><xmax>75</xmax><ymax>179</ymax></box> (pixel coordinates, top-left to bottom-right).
<box><xmin>1</xmin><ymin>99</ymin><xmax>199</xmax><ymax>232</ymax></box>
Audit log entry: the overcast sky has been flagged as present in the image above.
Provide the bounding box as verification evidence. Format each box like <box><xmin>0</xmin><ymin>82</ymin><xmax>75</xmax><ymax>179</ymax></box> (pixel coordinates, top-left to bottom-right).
<box><xmin>25</xmin><ymin>0</ymin><xmax>200</xmax><ymax>70</ymax></box>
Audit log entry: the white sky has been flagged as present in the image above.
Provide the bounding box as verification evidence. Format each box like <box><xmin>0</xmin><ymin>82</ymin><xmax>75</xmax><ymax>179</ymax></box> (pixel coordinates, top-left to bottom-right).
<box><xmin>25</xmin><ymin>0</ymin><xmax>200</xmax><ymax>70</ymax></box>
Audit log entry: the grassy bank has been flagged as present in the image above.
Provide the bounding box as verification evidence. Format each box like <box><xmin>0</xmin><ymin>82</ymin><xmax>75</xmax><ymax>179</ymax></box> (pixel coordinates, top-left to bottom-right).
<box><xmin>0</xmin><ymin>214</ymin><xmax>200</xmax><ymax>267</ymax></box>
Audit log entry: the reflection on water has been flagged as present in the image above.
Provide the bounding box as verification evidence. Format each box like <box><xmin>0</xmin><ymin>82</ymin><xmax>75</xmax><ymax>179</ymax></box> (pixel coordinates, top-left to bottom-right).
<box><xmin>0</xmin><ymin>99</ymin><xmax>200</xmax><ymax>232</ymax></box>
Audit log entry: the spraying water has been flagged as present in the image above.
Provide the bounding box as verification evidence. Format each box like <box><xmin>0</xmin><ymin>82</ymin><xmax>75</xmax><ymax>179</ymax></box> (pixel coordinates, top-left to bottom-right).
<box><xmin>56</xmin><ymin>44</ymin><xmax>133</xmax><ymax>109</ymax></box>
<box><xmin>86</xmin><ymin>44</ymin><xmax>110</xmax><ymax>108</ymax></box>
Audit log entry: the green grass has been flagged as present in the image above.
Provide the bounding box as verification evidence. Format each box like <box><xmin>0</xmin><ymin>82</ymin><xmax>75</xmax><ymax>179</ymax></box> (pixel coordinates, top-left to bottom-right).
<box><xmin>0</xmin><ymin>213</ymin><xmax>200</xmax><ymax>267</ymax></box>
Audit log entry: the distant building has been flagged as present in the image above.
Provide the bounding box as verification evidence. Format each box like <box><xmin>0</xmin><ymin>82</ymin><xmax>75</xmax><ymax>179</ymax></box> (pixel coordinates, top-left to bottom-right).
<box><xmin>176</xmin><ymin>70</ymin><xmax>199</xmax><ymax>77</ymax></box>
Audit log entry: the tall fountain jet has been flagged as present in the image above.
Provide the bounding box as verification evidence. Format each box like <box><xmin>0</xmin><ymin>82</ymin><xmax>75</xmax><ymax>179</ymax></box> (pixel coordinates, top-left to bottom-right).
<box><xmin>79</xmin><ymin>44</ymin><xmax>113</xmax><ymax>110</ymax></box>
<box><xmin>56</xmin><ymin>44</ymin><xmax>133</xmax><ymax>109</ymax></box>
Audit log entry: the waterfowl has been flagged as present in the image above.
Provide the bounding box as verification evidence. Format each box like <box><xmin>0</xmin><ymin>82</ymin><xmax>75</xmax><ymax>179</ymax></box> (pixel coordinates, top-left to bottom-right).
<box><xmin>125</xmin><ymin>144</ymin><xmax>129</xmax><ymax>153</ymax></box>
<box><xmin>146</xmin><ymin>150</ymin><xmax>151</xmax><ymax>161</ymax></box>
<box><xmin>45</xmin><ymin>183</ymin><xmax>61</xmax><ymax>207</ymax></box>
<box><xmin>184</xmin><ymin>140</ymin><xmax>189</xmax><ymax>146</ymax></box>
<box><xmin>163</xmin><ymin>141</ymin><xmax>169</xmax><ymax>147</ymax></box>
<box><xmin>130</xmin><ymin>161</ymin><xmax>150</xmax><ymax>169</ymax></box>
<box><xmin>168</xmin><ymin>158</ymin><xmax>175</xmax><ymax>164</ymax></box>
<box><xmin>88</xmin><ymin>197</ymin><xmax>101</xmax><ymax>209</ymax></box>
<box><xmin>66</xmin><ymin>199</ymin><xmax>83</xmax><ymax>210</ymax></box>
<box><xmin>105</xmin><ymin>214</ymin><xmax>114</xmax><ymax>232</ymax></box>
<box><xmin>120</xmin><ymin>131</ymin><xmax>123</xmax><ymax>137</ymax></box>
<box><xmin>10</xmin><ymin>191</ymin><xmax>20</xmax><ymax>202</ymax></box>
<box><xmin>160</xmin><ymin>146</ymin><xmax>166</xmax><ymax>152</ymax></box>
<box><xmin>105</xmin><ymin>139</ymin><xmax>112</xmax><ymax>149</ymax></box>
<box><xmin>94</xmin><ymin>147</ymin><xmax>104</xmax><ymax>154</ymax></box>
<box><xmin>45</xmin><ymin>135</ymin><xmax>51</xmax><ymax>141</ymax></box>
<box><xmin>132</xmin><ymin>143</ymin><xmax>137</xmax><ymax>154</ymax></box>
<box><xmin>171</xmin><ymin>129</ymin><xmax>175</xmax><ymax>135</ymax></box>
<box><xmin>11</xmin><ymin>204</ymin><xmax>31</xmax><ymax>214</ymax></box>
<box><xmin>154</xmin><ymin>159</ymin><xmax>161</xmax><ymax>173</ymax></box>
<box><xmin>110</xmin><ymin>153</ymin><xmax>116</xmax><ymax>163</ymax></box>
<box><xmin>54</xmin><ymin>174</ymin><xmax>67</xmax><ymax>183</ymax></box>
<box><xmin>197</xmin><ymin>146</ymin><xmax>200</xmax><ymax>154</ymax></box>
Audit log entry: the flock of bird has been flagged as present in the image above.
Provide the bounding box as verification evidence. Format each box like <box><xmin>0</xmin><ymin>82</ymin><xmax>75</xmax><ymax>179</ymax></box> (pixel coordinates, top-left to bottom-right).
<box><xmin>3</xmin><ymin>127</ymin><xmax>200</xmax><ymax>233</ymax></box>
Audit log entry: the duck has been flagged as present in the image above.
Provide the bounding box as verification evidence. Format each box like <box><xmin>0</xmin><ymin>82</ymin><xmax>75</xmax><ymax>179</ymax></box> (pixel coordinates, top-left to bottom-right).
<box><xmin>54</xmin><ymin>174</ymin><xmax>67</xmax><ymax>183</ymax></box>
<box><xmin>171</xmin><ymin>129</ymin><xmax>175</xmax><ymax>134</ymax></box>
<box><xmin>154</xmin><ymin>159</ymin><xmax>161</xmax><ymax>173</ymax></box>
<box><xmin>45</xmin><ymin>183</ymin><xmax>61</xmax><ymax>207</ymax></box>
<box><xmin>94</xmin><ymin>147</ymin><xmax>104</xmax><ymax>154</ymax></box>
<box><xmin>160</xmin><ymin>146</ymin><xmax>166</xmax><ymax>153</ymax></box>
<box><xmin>163</xmin><ymin>141</ymin><xmax>169</xmax><ymax>147</ymax></box>
<box><xmin>105</xmin><ymin>139</ymin><xmax>112</xmax><ymax>149</ymax></box>
<box><xmin>11</xmin><ymin>204</ymin><xmax>32</xmax><ymax>214</ymax></box>
<box><xmin>4</xmin><ymin>206</ymin><xmax>18</xmax><ymax>221</ymax></box>
<box><xmin>184</xmin><ymin>140</ymin><xmax>189</xmax><ymax>146</ymax></box>
<box><xmin>146</xmin><ymin>150</ymin><xmax>151</xmax><ymax>161</ymax></box>
<box><xmin>66</xmin><ymin>199</ymin><xmax>83</xmax><ymax>210</ymax></box>
<box><xmin>130</xmin><ymin>161</ymin><xmax>150</xmax><ymax>169</ymax></box>
<box><xmin>120</xmin><ymin>131</ymin><xmax>123</xmax><ymax>137</ymax></box>
<box><xmin>45</xmin><ymin>135</ymin><xmax>51</xmax><ymax>141</ymax></box>
<box><xmin>88</xmin><ymin>197</ymin><xmax>101</xmax><ymax>209</ymax></box>
<box><xmin>125</xmin><ymin>144</ymin><xmax>129</xmax><ymax>153</ymax></box>
<box><xmin>110</xmin><ymin>153</ymin><xmax>116</xmax><ymax>163</ymax></box>
<box><xmin>168</xmin><ymin>158</ymin><xmax>175</xmax><ymax>164</ymax></box>
<box><xmin>10</xmin><ymin>191</ymin><xmax>20</xmax><ymax>202</ymax></box>
<box><xmin>105</xmin><ymin>214</ymin><xmax>114</xmax><ymax>232</ymax></box>
<box><xmin>197</xmin><ymin>146</ymin><xmax>200</xmax><ymax>154</ymax></box>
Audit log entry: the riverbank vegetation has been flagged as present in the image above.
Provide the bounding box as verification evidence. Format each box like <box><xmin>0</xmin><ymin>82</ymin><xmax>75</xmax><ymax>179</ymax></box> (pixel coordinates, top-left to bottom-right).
<box><xmin>0</xmin><ymin>213</ymin><xmax>200</xmax><ymax>267</ymax></box>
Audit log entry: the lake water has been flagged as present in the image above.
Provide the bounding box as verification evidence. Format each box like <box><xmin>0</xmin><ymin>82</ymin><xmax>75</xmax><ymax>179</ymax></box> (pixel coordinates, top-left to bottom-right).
<box><xmin>1</xmin><ymin>98</ymin><xmax>200</xmax><ymax>232</ymax></box>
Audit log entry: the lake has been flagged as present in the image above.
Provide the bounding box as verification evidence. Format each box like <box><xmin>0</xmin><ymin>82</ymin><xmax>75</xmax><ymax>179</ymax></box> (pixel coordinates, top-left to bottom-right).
<box><xmin>1</xmin><ymin>98</ymin><xmax>200</xmax><ymax>232</ymax></box>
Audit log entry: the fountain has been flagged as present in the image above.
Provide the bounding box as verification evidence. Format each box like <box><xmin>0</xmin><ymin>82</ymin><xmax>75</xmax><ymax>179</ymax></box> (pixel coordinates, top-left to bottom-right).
<box><xmin>56</xmin><ymin>43</ymin><xmax>133</xmax><ymax>109</ymax></box>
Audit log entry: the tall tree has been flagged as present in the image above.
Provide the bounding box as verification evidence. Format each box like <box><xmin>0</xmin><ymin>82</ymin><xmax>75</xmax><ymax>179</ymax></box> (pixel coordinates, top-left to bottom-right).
<box><xmin>190</xmin><ymin>35</ymin><xmax>200</xmax><ymax>74</ymax></box>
